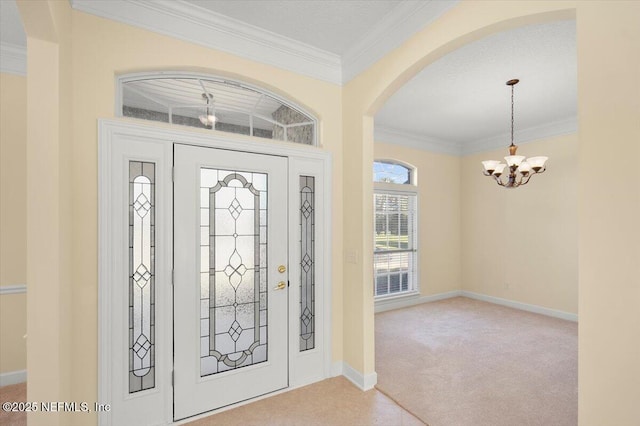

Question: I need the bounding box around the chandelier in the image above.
[199,93,217,129]
[482,79,548,188]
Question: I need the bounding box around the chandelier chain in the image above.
[510,83,514,146]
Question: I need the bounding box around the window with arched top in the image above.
[373,160,413,185]
[373,160,418,299]
[117,73,317,146]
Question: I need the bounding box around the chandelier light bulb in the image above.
[526,156,548,172]
[518,160,531,175]
[504,155,526,167]
[494,163,507,176]
[482,160,501,174]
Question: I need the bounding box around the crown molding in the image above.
[70,0,342,84]
[376,116,577,157]
[0,42,26,76]
[462,116,577,155]
[375,125,462,156]
[70,0,459,86]
[342,0,459,83]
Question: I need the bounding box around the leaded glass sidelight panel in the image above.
[299,176,315,351]
[129,161,156,393]
[200,168,268,376]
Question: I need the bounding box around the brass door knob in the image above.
[274,281,286,290]
[278,265,286,273]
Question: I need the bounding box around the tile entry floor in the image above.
[186,377,424,426]
[0,377,424,426]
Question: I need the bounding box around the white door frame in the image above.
[98,119,332,425]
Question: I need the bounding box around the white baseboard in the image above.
[375,290,462,313]
[341,362,377,391]
[0,284,27,295]
[0,369,26,387]
[331,360,343,377]
[461,291,578,322]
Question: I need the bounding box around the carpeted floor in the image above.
[375,297,578,426]
[0,382,26,426]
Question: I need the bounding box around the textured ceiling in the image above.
[182,0,404,55]
[375,20,577,147]
[0,0,26,46]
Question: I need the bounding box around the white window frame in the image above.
[373,160,419,303]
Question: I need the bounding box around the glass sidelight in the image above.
[299,176,315,351]
[129,161,156,393]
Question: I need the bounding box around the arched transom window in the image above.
[117,73,317,146]
[373,160,413,185]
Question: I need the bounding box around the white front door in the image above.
[173,144,289,420]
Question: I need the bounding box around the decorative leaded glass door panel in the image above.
[173,144,288,420]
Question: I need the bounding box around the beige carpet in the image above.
[375,297,578,426]
[0,382,26,426]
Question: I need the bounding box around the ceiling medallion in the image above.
[482,79,548,188]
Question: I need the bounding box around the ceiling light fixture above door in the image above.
[199,93,217,129]
[481,79,548,188]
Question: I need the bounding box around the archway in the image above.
[340,0,576,391]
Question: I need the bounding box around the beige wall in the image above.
[462,134,578,314]
[374,142,461,296]
[18,1,75,424]
[0,72,27,375]
[0,73,27,286]
[577,3,640,424]
[0,293,26,374]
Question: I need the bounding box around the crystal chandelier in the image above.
[482,79,548,188]
[199,93,217,129]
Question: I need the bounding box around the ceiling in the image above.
[0,1,576,155]
[375,20,577,154]
[183,0,405,56]
[0,0,26,46]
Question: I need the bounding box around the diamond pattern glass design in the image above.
[299,176,315,351]
[128,161,155,393]
[200,168,268,376]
